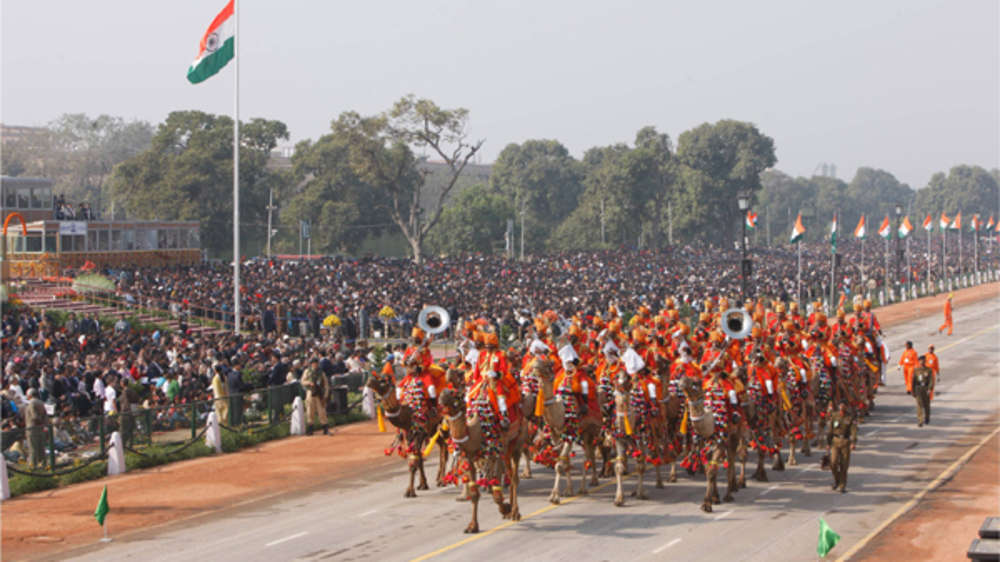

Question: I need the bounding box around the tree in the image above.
[426,183,514,255]
[109,110,288,256]
[490,140,583,253]
[914,165,999,220]
[845,168,914,221]
[332,95,482,263]
[633,126,676,247]
[674,120,776,245]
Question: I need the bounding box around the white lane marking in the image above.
[760,484,780,496]
[653,538,682,553]
[359,509,378,517]
[265,531,308,547]
[891,417,902,422]
[867,429,880,437]
[713,510,733,521]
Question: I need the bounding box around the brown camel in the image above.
[534,359,603,504]
[366,373,447,498]
[677,375,741,513]
[438,386,528,534]
[608,370,663,506]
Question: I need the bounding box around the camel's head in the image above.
[438,387,464,416]
[445,367,465,390]
[677,376,703,402]
[532,358,555,382]
[366,372,394,398]
[612,370,631,393]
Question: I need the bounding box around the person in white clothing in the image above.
[104,382,118,414]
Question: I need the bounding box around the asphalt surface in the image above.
[67,298,1000,562]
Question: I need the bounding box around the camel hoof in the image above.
[521,471,532,479]
[614,497,625,507]
[723,493,734,503]
[656,481,665,489]
[511,510,521,521]
[464,525,479,534]
[773,460,785,472]
[417,483,429,491]
[405,490,417,498]
[637,493,649,500]
[549,495,561,505]
[630,490,637,497]
[579,488,589,496]
[500,502,512,516]
[801,447,812,457]
[668,474,678,483]
[702,503,713,513]
[739,477,747,489]
[788,457,797,467]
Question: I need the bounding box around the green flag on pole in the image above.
[95,485,109,526]
[817,518,841,557]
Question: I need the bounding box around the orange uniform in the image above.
[899,347,919,393]
[925,351,939,400]
[938,299,953,335]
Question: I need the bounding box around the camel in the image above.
[677,375,741,513]
[608,370,662,506]
[366,373,447,498]
[533,359,603,504]
[776,357,815,467]
[438,386,528,534]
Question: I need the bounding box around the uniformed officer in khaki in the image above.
[301,357,330,435]
[912,355,934,427]
[24,389,49,468]
[826,401,857,493]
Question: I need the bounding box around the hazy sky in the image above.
[2,1,997,189]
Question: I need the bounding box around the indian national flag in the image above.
[922,214,933,232]
[987,215,996,232]
[790,212,805,243]
[969,214,980,232]
[898,216,913,239]
[878,215,891,239]
[746,211,758,230]
[950,211,962,231]
[830,213,838,245]
[854,215,866,239]
[187,1,235,84]
[939,212,951,230]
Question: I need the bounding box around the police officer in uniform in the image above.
[302,357,330,435]
[24,389,49,468]
[826,401,857,493]
[912,355,934,427]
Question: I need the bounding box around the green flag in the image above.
[94,485,109,526]
[817,518,841,557]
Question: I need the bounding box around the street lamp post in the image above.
[738,192,751,300]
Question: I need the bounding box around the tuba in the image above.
[720,307,753,340]
[417,306,451,336]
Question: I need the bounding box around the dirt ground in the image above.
[2,282,997,561]
[853,430,999,561]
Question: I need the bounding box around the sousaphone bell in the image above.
[417,306,451,336]
[721,307,753,340]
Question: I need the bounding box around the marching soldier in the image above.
[912,356,934,427]
[826,401,857,493]
[302,357,330,435]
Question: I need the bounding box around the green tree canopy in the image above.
[426,183,513,255]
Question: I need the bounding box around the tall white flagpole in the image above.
[232,0,241,334]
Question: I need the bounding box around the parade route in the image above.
[16,287,992,562]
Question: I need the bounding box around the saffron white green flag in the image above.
[746,211,758,231]
[898,216,913,239]
[187,1,235,84]
[853,215,866,239]
[790,212,805,243]
[878,215,891,239]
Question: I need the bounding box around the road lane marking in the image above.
[713,510,733,521]
[265,531,307,547]
[359,509,378,517]
[760,484,779,496]
[653,538,682,553]
[866,429,880,437]
[835,424,1000,561]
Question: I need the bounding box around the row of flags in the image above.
[757,210,998,244]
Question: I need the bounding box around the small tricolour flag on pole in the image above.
[853,215,866,240]
[746,210,758,231]
[817,518,841,557]
[969,214,980,232]
[790,212,805,243]
[898,216,913,239]
[987,215,996,232]
[950,211,962,231]
[922,214,933,232]
[939,212,951,231]
[187,0,235,84]
[830,213,838,246]
[878,215,891,239]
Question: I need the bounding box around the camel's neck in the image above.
[448,410,480,454]
[686,395,715,438]
[541,378,565,431]
[613,391,632,434]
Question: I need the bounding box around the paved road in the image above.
[67,298,1000,562]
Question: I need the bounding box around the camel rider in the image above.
[912,355,934,427]
[479,331,520,423]
[826,401,857,493]
[596,341,623,421]
[556,345,595,418]
[406,327,434,371]
[861,299,881,334]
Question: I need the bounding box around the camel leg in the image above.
[738,436,748,489]
[773,445,786,471]
[405,453,419,498]
[614,442,626,507]
[549,443,566,505]
[655,462,664,488]
[669,461,678,483]
[588,440,600,487]
[465,466,480,534]
[723,441,737,502]
[436,441,448,487]
[562,442,575,497]
[417,451,430,490]
[520,449,533,479]
[787,435,798,467]
[702,455,716,513]
[633,457,648,500]
[508,453,521,521]
[801,413,813,457]
[753,447,769,482]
